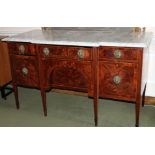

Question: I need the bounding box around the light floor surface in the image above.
[0,88,155,127]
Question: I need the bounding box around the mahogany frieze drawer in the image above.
[39,45,92,60]
[39,45,68,59]
[11,55,39,87]
[67,47,92,60]
[8,43,36,56]
[99,46,139,61]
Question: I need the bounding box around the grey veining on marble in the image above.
[3,29,153,48]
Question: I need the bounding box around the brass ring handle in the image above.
[43,47,50,56]
[77,49,84,59]
[113,75,121,85]
[22,67,28,75]
[18,45,25,54]
[114,50,122,59]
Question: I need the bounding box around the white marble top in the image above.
[2,29,153,48]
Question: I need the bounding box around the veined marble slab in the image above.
[2,29,153,48]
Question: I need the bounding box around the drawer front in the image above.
[11,55,39,87]
[67,47,92,60]
[39,45,68,58]
[8,43,36,56]
[99,46,138,61]
[39,45,92,60]
[99,61,137,101]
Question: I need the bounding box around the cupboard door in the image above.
[99,61,138,101]
[41,60,93,92]
[11,55,39,87]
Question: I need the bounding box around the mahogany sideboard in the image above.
[3,29,152,126]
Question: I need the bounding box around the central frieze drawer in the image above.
[11,55,39,87]
[39,45,92,60]
[39,45,68,58]
[99,46,139,61]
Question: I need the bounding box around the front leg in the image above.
[92,47,99,126]
[13,84,19,109]
[93,96,98,126]
[40,88,47,116]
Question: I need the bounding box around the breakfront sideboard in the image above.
[3,28,152,126]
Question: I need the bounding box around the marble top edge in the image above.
[2,29,153,48]
[2,39,147,48]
